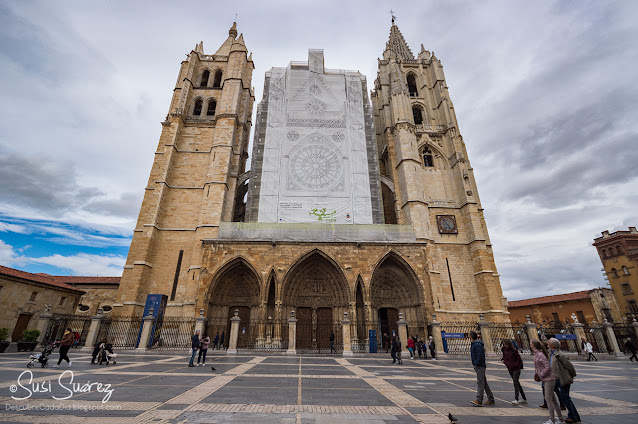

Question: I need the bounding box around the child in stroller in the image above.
[27,342,58,368]
[96,341,116,365]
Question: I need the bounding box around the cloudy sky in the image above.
[1,1,636,301]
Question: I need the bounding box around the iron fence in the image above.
[613,323,638,354]
[440,322,479,354]
[97,317,143,349]
[237,319,289,351]
[537,323,578,353]
[296,320,342,354]
[489,324,532,355]
[582,324,610,354]
[148,317,196,350]
[42,314,92,348]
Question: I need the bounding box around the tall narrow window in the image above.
[446,258,455,301]
[576,311,587,324]
[552,312,560,324]
[213,70,222,88]
[611,268,619,278]
[623,266,630,275]
[422,146,434,167]
[206,99,217,116]
[407,74,418,96]
[193,99,203,116]
[200,70,210,87]
[412,106,423,125]
[30,292,37,301]
[170,250,184,301]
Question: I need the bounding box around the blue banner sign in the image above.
[554,334,577,340]
[369,329,377,353]
[442,332,465,339]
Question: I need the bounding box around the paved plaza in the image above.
[0,350,637,423]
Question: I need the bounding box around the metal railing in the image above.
[489,324,531,355]
[97,317,143,349]
[42,314,92,348]
[582,324,610,354]
[148,317,196,350]
[440,322,479,354]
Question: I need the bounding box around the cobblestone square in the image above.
[1,350,637,423]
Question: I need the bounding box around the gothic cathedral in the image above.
[114,22,509,349]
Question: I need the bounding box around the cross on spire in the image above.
[390,10,396,24]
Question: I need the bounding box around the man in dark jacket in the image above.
[470,331,494,406]
[189,330,200,367]
[625,338,638,362]
[391,336,403,364]
[330,331,335,353]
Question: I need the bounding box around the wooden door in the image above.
[316,307,332,352]
[296,307,312,348]
[12,314,32,342]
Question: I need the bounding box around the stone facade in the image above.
[508,288,623,325]
[0,265,83,341]
[51,276,120,315]
[113,21,510,348]
[593,227,638,318]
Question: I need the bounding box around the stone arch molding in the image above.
[370,251,423,309]
[281,249,350,309]
[205,256,262,308]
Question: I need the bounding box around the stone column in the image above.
[524,315,539,343]
[603,320,623,357]
[227,309,241,355]
[430,314,445,358]
[571,323,586,353]
[136,308,155,352]
[194,308,206,344]
[286,310,297,355]
[342,312,353,356]
[35,310,53,344]
[82,308,105,351]
[478,315,494,354]
[397,312,408,354]
[633,319,638,342]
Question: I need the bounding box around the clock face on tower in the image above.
[436,215,458,234]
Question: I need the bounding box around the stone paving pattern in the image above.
[0,350,637,423]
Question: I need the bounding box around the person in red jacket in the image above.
[501,339,527,404]
[406,335,415,359]
[53,328,75,368]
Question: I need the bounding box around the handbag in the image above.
[534,373,540,382]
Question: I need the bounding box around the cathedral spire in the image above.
[387,22,414,60]
[229,21,238,38]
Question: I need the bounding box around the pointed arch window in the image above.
[206,99,217,116]
[200,70,210,87]
[412,106,424,125]
[611,268,619,278]
[193,99,203,116]
[422,146,434,167]
[213,70,223,88]
[407,74,418,97]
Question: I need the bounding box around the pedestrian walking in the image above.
[470,331,494,407]
[383,333,389,353]
[213,332,220,350]
[549,338,580,423]
[416,336,423,359]
[625,338,638,362]
[532,339,564,424]
[189,330,200,367]
[197,333,210,366]
[407,335,415,359]
[428,335,436,359]
[501,339,527,405]
[583,340,597,361]
[330,330,335,353]
[53,328,75,368]
[219,331,225,349]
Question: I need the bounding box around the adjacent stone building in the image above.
[508,288,623,325]
[115,21,509,349]
[0,265,84,341]
[593,227,638,318]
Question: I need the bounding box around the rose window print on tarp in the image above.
[332,132,344,142]
[287,131,299,141]
[305,99,326,115]
[290,144,342,189]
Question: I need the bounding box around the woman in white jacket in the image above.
[582,339,597,361]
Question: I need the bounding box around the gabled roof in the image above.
[0,265,84,293]
[388,23,414,60]
[508,290,592,308]
[50,275,121,286]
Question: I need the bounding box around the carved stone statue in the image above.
[571,313,579,324]
[43,304,51,315]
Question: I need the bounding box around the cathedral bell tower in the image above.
[371,22,507,319]
[114,23,255,316]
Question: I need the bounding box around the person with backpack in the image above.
[501,339,527,405]
[53,328,75,368]
[549,338,580,423]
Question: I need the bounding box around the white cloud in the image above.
[29,253,125,277]
[0,240,27,267]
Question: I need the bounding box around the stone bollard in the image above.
[571,323,586,353]
[82,308,105,351]
[524,315,539,343]
[227,309,241,355]
[430,314,445,358]
[397,313,408,354]
[603,320,624,358]
[342,311,353,356]
[286,310,297,355]
[137,308,155,352]
[195,308,206,338]
[633,319,638,343]
[479,319,495,354]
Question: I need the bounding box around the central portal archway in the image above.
[282,251,350,352]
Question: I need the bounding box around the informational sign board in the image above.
[137,294,167,348]
[442,332,465,338]
[369,329,377,353]
[554,333,577,340]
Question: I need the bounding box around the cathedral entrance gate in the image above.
[296,307,341,354]
[378,307,399,351]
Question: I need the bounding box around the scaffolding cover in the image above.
[254,50,382,225]
[217,222,417,243]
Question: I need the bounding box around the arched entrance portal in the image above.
[283,251,350,353]
[206,258,260,348]
[370,253,426,348]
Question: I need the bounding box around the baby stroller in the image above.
[27,342,58,368]
[97,342,117,365]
